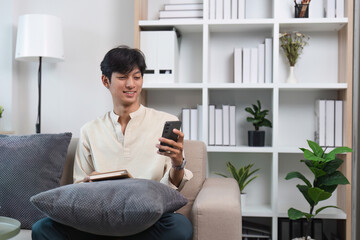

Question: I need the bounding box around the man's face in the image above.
[103,68,143,108]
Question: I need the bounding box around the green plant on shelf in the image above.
[0,106,4,118]
[279,32,310,67]
[285,140,351,239]
[245,100,272,131]
[215,162,259,194]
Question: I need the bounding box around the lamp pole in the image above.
[36,56,42,133]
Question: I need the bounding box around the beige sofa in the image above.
[11,139,242,240]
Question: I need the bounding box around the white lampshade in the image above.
[15,14,64,62]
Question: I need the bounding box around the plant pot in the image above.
[295,3,309,18]
[248,131,265,147]
[240,193,246,211]
[287,66,298,83]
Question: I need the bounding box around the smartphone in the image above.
[159,121,182,152]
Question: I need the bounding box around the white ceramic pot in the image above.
[240,193,246,211]
[287,66,298,83]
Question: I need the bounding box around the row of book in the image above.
[209,105,236,146]
[181,106,203,141]
[234,38,273,84]
[209,0,246,20]
[159,1,203,19]
[315,99,343,147]
[323,0,344,18]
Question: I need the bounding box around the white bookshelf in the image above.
[135,0,354,239]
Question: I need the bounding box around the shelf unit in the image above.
[134,0,354,239]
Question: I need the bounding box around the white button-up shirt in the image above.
[73,105,193,190]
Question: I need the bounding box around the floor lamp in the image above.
[15,14,64,133]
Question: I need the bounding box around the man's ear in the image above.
[101,75,110,88]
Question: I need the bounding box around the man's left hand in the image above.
[156,128,184,166]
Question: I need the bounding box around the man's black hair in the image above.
[100,45,147,82]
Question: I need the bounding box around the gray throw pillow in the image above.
[30,179,188,236]
[0,133,72,229]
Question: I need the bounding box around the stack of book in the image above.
[209,0,246,19]
[315,99,343,147]
[208,105,236,146]
[159,0,203,20]
[181,105,203,141]
[323,0,344,18]
[234,38,273,84]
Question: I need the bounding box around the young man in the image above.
[32,46,193,240]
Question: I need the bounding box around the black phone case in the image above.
[159,121,182,152]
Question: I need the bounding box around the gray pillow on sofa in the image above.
[30,179,188,236]
[0,133,72,229]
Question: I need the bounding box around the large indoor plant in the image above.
[245,100,272,146]
[215,161,259,209]
[285,140,352,239]
[279,32,309,83]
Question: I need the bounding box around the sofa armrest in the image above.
[191,178,242,240]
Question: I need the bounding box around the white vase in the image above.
[240,193,246,211]
[287,66,298,83]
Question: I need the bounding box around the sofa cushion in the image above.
[30,179,188,236]
[0,133,72,229]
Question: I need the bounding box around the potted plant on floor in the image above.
[245,100,272,147]
[215,162,259,210]
[285,140,352,240]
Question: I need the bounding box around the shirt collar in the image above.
[110,104,145,125]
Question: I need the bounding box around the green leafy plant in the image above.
[279,32,310,66]
[286,140,352,238]
[245,100,272,131]
[0,106,4,118]
[215,162,259,193]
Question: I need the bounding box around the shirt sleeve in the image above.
[160,156,193,191]
[73,127,95,183]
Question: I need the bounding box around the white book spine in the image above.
[238,0,245,19]
[231,0,238,19]
[234,48,242,83]
[242,48,251,84]
[209,105,215,145]
[230,105,236,146]
[223,0,231,19]
[182,109,191,140]
[250,48,258,84]
[315,100,326,146]
[215,108,223,145]
[336,0,344,18]
[216,0,224,19]
[324,0,335,18]
[335,100,343,147]
[210,0,216,19]
[190,109,198,140]
[222,105,230,146]
[265,38,273,83]
[197,105,203,141]
[325,100,335,147]
[258,43,265,84]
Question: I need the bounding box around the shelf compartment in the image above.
[207,146,273,153]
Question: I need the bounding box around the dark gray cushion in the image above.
[0,133,72,229]
[30,179,188,236]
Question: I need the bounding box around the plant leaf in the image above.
[285,171,311,187]
[213,172,228,178]
[297,185,314,206]
[242,176,258,190]
[288,208,309,220]
[315,205,339,215]
[325,147,352,161]
[318,171,350,186]
[307,140,324,157]
[309,167,326,178]
[226,162,239,182]
[322,158,343,174]
[302,149,324,161]
[245,107,255,115]
[308,187,332,205]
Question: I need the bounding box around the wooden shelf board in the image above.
[277,83,347,90]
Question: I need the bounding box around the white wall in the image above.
[9,0,134,136]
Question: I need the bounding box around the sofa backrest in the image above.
[59,139,207,219]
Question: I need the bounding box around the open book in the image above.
[89,170,132,182]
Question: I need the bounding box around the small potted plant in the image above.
[286,140,351,240]
[215,161,259,210]
[0,106,4,118]
[245,100,272,147]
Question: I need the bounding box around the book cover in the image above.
[238,0,245,19]
[315,100,326,146]
[164,3,203,11]
[215,0,223,20]
[324,0,335,18]
[89,170,132,182]
[210,0,216,19]
[325,100,335,147]
[222,105,230,146]
[250,48,258,84]
[336,0,344,18]
[234,48,242,83]
[190,108,198,140]
[265,38,273,83]
[159,10,203,19]
[258,43,265,84]
[215,108,223,145]
[335,100,343,147]
[223,0,231,19]
[230,105,236,146]
[197,105,203,141]
[182,108,191,140]
[231,0,238,19]
[242,48,251,84]
[209,105,216,145]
